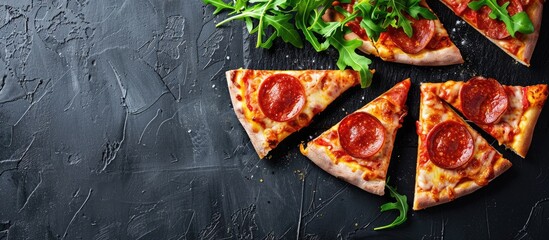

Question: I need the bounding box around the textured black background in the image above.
[0,0,548,239]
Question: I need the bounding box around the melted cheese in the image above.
[232,69,359,156]
[416,91,508,201]
[422,82,525,145]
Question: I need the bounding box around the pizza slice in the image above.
[422,77,548,158]
[414,89,512,210]
[440,0,543,66]
[300,79,410,195]
[323,0,463,66]
[226,69,362,159]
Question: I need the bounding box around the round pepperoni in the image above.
[477,0,523,39]
[338,112,386,159]
[386,17,435,54]
[427,121,474,169]
[258,74,306,122]
[460,76,509,124]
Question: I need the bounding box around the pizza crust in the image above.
[377,45,464,66]
[226,70,271,158]
[301,143,386,196]
[511,84,548,157]
[517,0,543,66]
[413,156,512,210]
[344,32,378,56]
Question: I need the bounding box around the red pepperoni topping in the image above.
[386,17,435,54]
[446,0,471,14]
[258,74,306,122]
[477,0,524,39]
[460,76,509,124]
[427,121,474,169]
[338,112,386,159]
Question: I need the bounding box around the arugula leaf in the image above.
[408,0,436,20]
[468,0,534,37]
[294,0,332,52]
[374,181,409,230]
[350,0,437,41]
[203,0,236,14]
[206,0,452,87]
[212,0,303,48]
[261,13,304,48]
[310,20,373,87]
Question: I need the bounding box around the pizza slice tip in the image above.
[300,79,411,196]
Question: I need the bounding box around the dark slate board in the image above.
[0,0,548,239]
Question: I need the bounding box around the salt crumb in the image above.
[342,108,345,111]
[212,84,216,88]
[188,129,192,133]
[226,56,230,60]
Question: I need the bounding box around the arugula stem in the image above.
[256,0,275,48]
[216,12,260,27]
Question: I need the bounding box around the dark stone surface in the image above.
[0,0,548,239]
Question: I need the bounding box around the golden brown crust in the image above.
[344,32,378,56]
[414,156,511,210]
[511,84,548,157]
[226,70,271,158]
[517,0,543,66]
[300,144,386,195]
[377,44,464,66]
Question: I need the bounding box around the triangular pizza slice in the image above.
[300,79,410,195]
[422,77,548,158]
[323,0,463,66]
[414,88,512,210]
[226,69,362,159]
[439,0,543,66]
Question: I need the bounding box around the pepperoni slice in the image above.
[386,17,435,54]
[258,74,306,122]
[460,76,509,124]
[477,0,523,39]
[338,112,386,159]
[427,121,474,169]
[445,0,471,14]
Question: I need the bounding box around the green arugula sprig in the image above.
[203,0,436,87]
[204,0,374,87]
[468,0,534,37]
[211,0,304,48]
[374,179,409,230]
[349,0,437,41]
